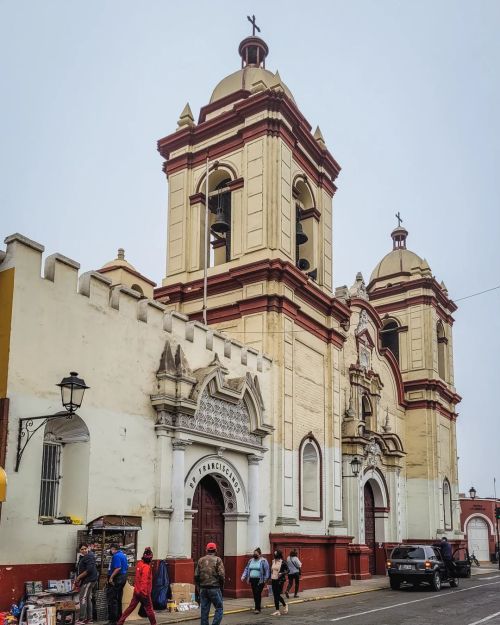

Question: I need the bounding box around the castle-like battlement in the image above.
[0,233,272,373]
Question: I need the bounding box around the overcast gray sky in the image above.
[1,1,499,498]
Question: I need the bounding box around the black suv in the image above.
[387,544,459,591]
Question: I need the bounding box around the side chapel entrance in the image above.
[364,482,376,574]
[191,475,225,563]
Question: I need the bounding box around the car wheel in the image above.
[390,578,400,590]
[450,577,459,588]
[431,571,441,592]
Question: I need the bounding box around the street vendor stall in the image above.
[76,515,142,589]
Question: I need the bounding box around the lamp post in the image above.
[15,372,89,471]
[469,486,476,500]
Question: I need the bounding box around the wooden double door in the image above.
[191,475,225,563]
[364,482,376,574]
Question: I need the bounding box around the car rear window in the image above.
[391,547,425,560]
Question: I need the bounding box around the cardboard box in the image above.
[27,607,47,625]
[47,606,56,625]
[48,580,72,593]
[54,602,76,611]
[170,583,195,605]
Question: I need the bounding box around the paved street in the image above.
[215,573,500,625]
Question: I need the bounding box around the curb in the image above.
[156,585,387,624]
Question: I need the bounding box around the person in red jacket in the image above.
[117,547,156,625]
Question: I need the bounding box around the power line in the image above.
[213,285,500,335]
[454,285,500,302]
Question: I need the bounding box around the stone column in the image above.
[247,454,262,552]
[153,420,173,556]
[168,439,191,557]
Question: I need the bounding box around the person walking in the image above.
[285,549,302,598]
[241,548,270,614]
[106,544,129,625]
[117,547,156,625]
[270,550,288,616]
[195,542,225,625]
[74,544,98,625]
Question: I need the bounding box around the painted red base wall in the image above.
[270,534,353,588]
[165,558,194,584]
[0,563,73,611]
[348,544,371,580]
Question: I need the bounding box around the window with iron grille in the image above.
[39,440,61,518]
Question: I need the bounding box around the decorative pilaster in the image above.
[247,454,262,552]
[168,439,191,557]
[153,422,173,556]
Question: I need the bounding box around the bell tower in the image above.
[155,32,352,546]
[156,34,341,311]
[367,224,462,540]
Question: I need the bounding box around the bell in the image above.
[297,258,310,271]
[296,220,308,246]
[307,268,318,281]
[210,190,230,235]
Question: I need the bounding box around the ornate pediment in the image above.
[151,341,273,447]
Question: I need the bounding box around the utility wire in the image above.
[454,285,500,302]
[211,285,500,334]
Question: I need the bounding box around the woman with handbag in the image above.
[285,549,302,598]
[270,549,288,616]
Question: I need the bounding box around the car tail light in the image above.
[424,561,432,569]
[386,561,392,568]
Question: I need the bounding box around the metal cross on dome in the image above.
[395,211,403,227]
[247,14,261,36]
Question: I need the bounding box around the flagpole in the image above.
[203,156,209,325]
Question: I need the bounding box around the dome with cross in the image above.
[369,225,432,286]
[209,19,295,105]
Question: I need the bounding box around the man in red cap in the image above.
[195,542,225,625]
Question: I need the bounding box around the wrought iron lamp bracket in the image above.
[15,411,74,472]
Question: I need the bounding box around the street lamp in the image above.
[469,486,477,500]
[57,372,89,413]
[15,372,89,471]
[350,456,362,477]
[343,456,362,479]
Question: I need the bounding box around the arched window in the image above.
[130,284,144,296]
[443,478,453,530]
[380,319,399,364]
[39,416,90,522]
[300,436,322,519]
[437,321,447,380]
[208,173,232,266]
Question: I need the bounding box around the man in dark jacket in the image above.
[441,537,456,576]
[74,544,98,624]
[195,542,225,625]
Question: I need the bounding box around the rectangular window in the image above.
[39,441,61,518]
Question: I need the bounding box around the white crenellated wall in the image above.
[0,233,273,565]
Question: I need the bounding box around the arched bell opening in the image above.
[293,177,317,281]
[208,172,232,267]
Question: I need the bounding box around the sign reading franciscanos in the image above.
[187,459,241,494]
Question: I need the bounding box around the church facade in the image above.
[0,34,461,607]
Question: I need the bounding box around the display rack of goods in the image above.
[76,515,142,589]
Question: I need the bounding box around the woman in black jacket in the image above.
[270,549,289,616]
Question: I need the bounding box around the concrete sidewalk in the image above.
[116,577,388,625]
